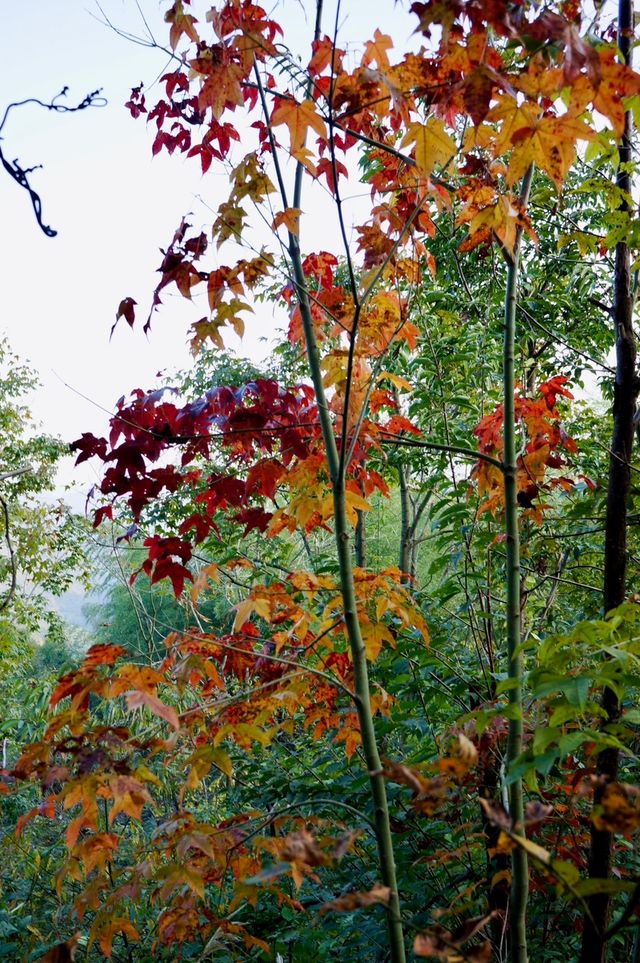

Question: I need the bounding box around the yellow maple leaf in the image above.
[401,118,456,177]
[486,96,541,157]
[291,146,318,176]
[213,201,247,247]
[345,489,372,527]
[378,371,413,393]
[233,595,272,631]
[486,94,594,188]
[507,113,594,188]
[361,621,396,662]
[232,153,276,203]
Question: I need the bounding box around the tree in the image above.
[0,337,90,640]
[6,3,640,962]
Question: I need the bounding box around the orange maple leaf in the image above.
[272,207,302,236]
[108,775,151,823]
[362,29,394,70]
[126,689,180,730]
[196,63,244,121]
[271,98,328,152]
[570,48,640,136]
[458,191,538,258]
[94,918,139,959]
[165,2,199,51]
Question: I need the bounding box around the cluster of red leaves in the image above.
[70,366,417,595]
[71,377,318,584]
[471,376,592,521]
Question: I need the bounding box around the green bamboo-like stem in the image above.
[289,243,406,963]
[503,164,534,963]
[251,6,406,958]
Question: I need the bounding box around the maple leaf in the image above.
[291,145,318,176]
[302,251,339,288]
[458,192,537,259]
[213,200,247,246]
[272,207,302,235]
[165,1,199,50]
[182,745,233,797]
[334,721,362,759]
[316,156,349,193]
[108,775,151,823]
[73,832,119,874]
[111,296,137,337]
[360,621,395,661]
[41,935,80,962]
[232,152,276,203]
[569,47,640,136]
[320,883,391,914]
[93,917,140,959]
[508,113,594,188]
[592,782,640,834]
[126,689,180,730]
[195,62,245,121]
[484,94,594,188]
[233,594,272,632]
[362,29,394,70]
[309,35,345,76]
[271,98,328,152]
[401,118,456,177]
[410,0,462,41]
[415,919,494,961]
[246,459,285,499]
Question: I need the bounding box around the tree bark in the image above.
[399,464,411,581]
[580,3,637,961]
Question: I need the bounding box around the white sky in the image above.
[0,1,418,497]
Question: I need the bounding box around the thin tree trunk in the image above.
[252,7,406,957]
[355,509,366,567]
[291,247,406,961]
[399,464,411,581]
[503,164,534,963]
[580,3,637,960]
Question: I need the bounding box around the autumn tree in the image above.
[6,3,640,962]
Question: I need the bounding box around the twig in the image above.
[0,88,106,236]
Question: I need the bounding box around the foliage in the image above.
[0,338,90,639]
[4,3,640,963]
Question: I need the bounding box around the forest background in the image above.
[1,2,640,963]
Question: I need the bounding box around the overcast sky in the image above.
[0,1,420,497]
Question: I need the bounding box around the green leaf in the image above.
[560,676,590,709]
